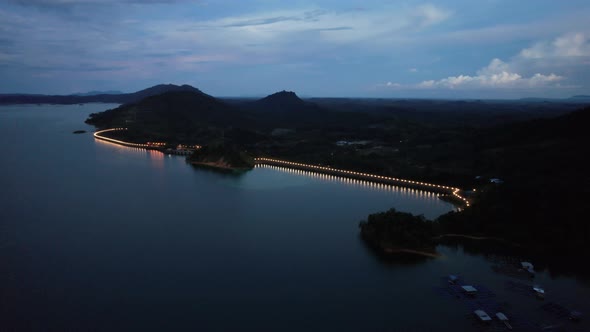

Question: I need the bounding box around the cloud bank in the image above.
[416,59,564,89]
[1,0,589,97]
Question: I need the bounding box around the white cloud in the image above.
[520,32,590,59]
[412,4,452,28]
[414,59,563,89]
[158,3,452,50]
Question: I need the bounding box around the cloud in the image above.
[520,32,590,58]
[407,58,564,89]
[219,10,327,28]
[412,4,452,28]
[413,60,563,89]
[177,4,452,47]
[5,0,201,6]
[3,0,587,97]
[0,2,454,78]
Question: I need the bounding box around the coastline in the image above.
[188,160,252,173]
[381,247,441,258]
[435,233,523,248]
[91,128,471,208]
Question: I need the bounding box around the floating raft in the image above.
[540,302,583,323]
[434,279,496,300]
[505,280,545,299]
[435,277,539,331]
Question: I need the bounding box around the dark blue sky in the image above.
[1,0,589,98]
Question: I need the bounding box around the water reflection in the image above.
[95,137,152,156]
[358,235,435,266]
[147,150,164,170]
[95,138,166,170]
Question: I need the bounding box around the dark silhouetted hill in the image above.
[85,89,261,144]
[86,89,242,127]
[246,91,320,112]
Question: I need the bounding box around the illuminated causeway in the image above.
[93,128,153,149]
[93,128,470,207]
[256,164,442,202]
[254,158,470,207]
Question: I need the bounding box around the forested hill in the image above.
[85,89,255,143]
[468,105,590,182]
[437,106,590,257]
[244,90,320,112]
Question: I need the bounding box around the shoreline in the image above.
[435,233,523,247]
[92,128,470,208]
[188,160,252,172]
[381,247,441,258]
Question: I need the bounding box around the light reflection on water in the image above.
[95,138,166,169]
[93,138,450,214]
[95,138,444,206]
[95,137,152,155]
[255,163,443,205]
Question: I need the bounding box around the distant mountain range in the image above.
[4,84,589,105]
[70,90,123,96]
[0,84,325,115]
[518,95,590,102]
[84,86,323,142]
[569,95,590,100]
[0,84,202,105]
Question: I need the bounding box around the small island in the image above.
[359,208,439,257]
[188,144,255,172]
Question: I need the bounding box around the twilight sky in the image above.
[1,0,589,98]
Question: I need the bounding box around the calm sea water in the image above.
[0,104,588,331]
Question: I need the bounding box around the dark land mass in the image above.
[436,107,590,257]
[81,84,589,258]
[569,95,590,100]
[359,209,437,257]
[359,107,590,259]
[71,90,123,96]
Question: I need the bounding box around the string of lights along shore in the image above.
[93,128,470,207]
[93,128,152,148]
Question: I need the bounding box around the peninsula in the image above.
[188,144,255,172]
